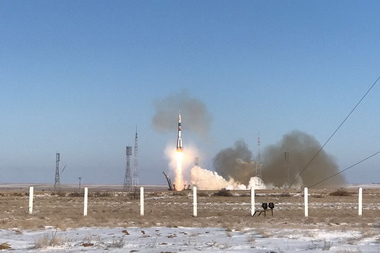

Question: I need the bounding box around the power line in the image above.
[275,149,380,204]
[286,75,380,191]
[308,150,380,189]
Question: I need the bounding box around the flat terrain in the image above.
[0,184,379,233]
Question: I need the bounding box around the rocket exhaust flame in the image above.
[174,151,184,190]
[174,112,184,191]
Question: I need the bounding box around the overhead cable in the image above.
[286,74,380,192]
[308,149,380,189]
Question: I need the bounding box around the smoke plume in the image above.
[152,91,212,138]
[261,130,346,188]
[212,131,345,189]
[212,140,257,186]
[191,166,228,190]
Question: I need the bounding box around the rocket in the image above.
[176,112,183,151]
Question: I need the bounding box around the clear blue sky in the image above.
[1,1,380,185]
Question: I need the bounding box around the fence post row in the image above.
[25,186,366,218]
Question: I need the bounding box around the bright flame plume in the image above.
[165,144,199,191]
[174,151,184,191]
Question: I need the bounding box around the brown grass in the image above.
[34,230,66,249]
[329,188,352,196]
[212,188,233,197]
[0,243,11,250]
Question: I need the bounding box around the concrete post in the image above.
[193,186,197,217]
[304,187,308,217]
[251,187,255,216]
[358,187,363,216]
[84,187,88,216]
[140,187,144,216]
[28,187,34,214]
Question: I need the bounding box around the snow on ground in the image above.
[0,226,379,252]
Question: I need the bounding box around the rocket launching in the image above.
[176,112,183,151]
[175,112,184,190]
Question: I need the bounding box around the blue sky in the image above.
[1,1,380,185]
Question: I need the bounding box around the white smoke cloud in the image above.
[190,166,267,190]
[191,166,228,190]
[247,177,266,190]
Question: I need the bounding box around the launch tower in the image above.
[124,128,139,191]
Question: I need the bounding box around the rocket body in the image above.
[176,113,183,151]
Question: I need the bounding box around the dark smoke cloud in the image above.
[262,130,346,188]
[152,91,212,138]
[213,140,256,185]
[212,131,345,188]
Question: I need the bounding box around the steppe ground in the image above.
[0,184,379,235]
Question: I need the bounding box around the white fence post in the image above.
[84,187,88,216]
[304,187,308,217]
[193,186,197,217]
[140,187,144,216]
[358,187,363,216]
[28,186,34,214]
[251,187,255,216]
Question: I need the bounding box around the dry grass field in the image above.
[0,185,379,235]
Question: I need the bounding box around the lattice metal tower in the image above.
[132,128,139,189]
[54,153,61,191]
[256,135,262,178]
[284,151,290,186]
[124,146,133,191]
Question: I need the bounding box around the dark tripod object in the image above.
[268,202,275,216]
[261,203,268,217]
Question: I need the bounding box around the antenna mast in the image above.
[285,151,290,187]
[124,146,133,191]
[54,153,61,191]
[256,134,262,178]
[133,127,139,189]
